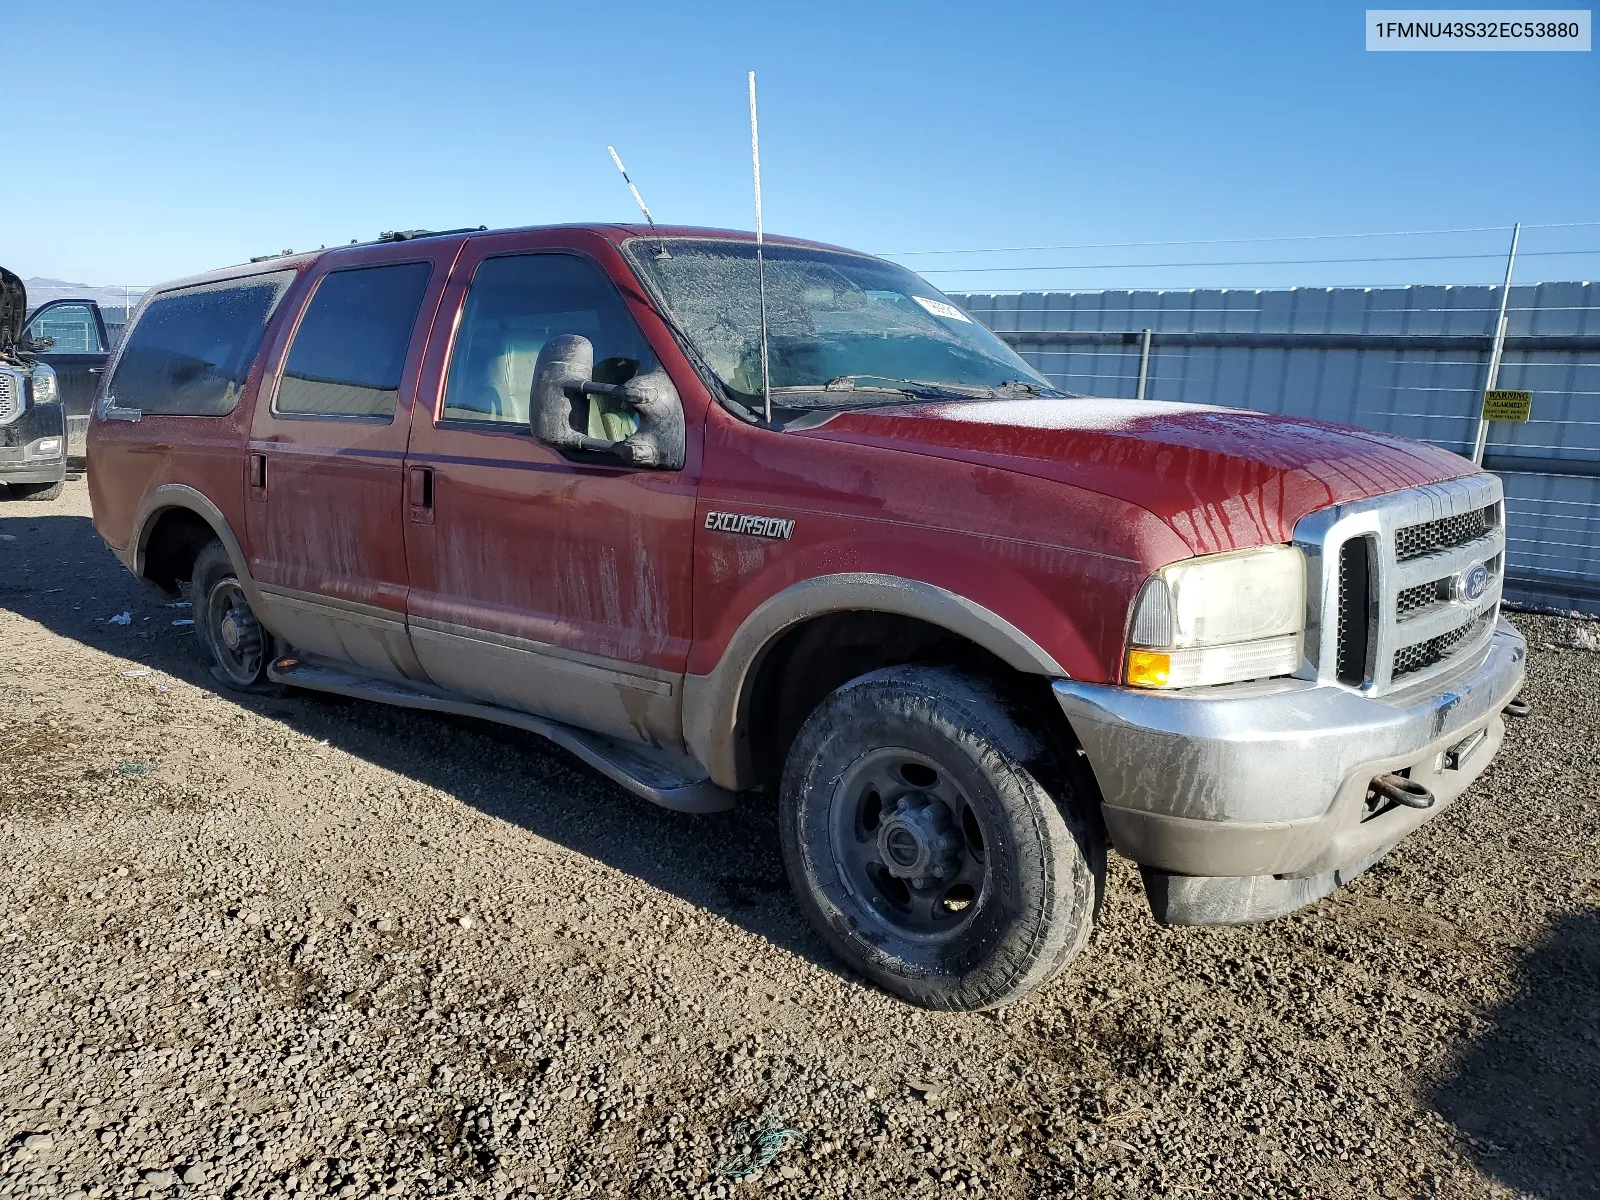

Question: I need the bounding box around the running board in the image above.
[266,656,736,815]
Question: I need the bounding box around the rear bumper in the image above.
[1053,619,1526,918]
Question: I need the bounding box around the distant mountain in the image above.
[22,277,147,311]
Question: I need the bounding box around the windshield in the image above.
[626,239,1057,406]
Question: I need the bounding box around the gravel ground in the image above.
[0,479,1596,1200]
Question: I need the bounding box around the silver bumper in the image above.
[1053,619,1526,884]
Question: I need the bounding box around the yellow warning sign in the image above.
[1482,390,1533,423]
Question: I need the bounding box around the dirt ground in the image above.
[0,478,1596,1200]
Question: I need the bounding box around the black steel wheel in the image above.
[827,747,991,943]
[193,540,268,689]
[780,666,1102,1011]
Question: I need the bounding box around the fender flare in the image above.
[126,484,262,611]
[680,572,1068,791]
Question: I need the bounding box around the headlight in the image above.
[1126,544,1306,688]
[29,363,58,406]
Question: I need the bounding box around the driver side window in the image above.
[442,252,658,436]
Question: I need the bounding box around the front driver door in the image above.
[403,234,701,748]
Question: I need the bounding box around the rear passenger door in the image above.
[244,244,457,681]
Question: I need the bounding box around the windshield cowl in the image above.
[769,374,1069,410]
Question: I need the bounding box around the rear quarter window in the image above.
[107,271,295,416]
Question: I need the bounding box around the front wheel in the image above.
[779,666,1103,1011]
[193,540,269,689]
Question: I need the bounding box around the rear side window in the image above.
[107,272,294,415]
[275,262,432,419]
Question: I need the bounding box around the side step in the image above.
[266,656,737,815]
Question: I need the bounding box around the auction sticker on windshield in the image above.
[912,296,973,322]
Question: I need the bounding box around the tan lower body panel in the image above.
[253,588,685,752]
[254,586,428,683]
[402,620,683,752]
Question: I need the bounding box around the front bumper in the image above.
[0,401,67,484]
[1054,620,1526,917]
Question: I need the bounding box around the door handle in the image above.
[408,466,434,526]
[248,452,267,501]
[89,367,105,375]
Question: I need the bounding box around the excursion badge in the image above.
[704,511,795,540]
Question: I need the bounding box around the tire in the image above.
[10,480,64,501]
[779,666,1103,1011]
[193,540,270,689]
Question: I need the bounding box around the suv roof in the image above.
[141,224,872,308]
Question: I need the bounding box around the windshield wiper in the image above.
[820,374,996,399]
[997,378,1043,394]
[768,375,1009,410]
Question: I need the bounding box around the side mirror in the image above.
[531,334,597,451]
[530,334,685,470]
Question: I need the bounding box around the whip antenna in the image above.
[607,145,668,257]
[748,70,772,423]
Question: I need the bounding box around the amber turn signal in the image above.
[1125,649,1172,688]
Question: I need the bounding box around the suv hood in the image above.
[0,268,23,357]
[798,396,1477,555]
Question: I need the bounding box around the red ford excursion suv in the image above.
[88,224,1527,1010]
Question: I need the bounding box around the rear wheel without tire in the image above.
[779,666,1103,1011]
[193,540,269,689]
[10,480,64,501]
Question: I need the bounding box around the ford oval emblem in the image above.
[1459,562,1491,603]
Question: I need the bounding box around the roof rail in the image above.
[376,226,488,243]
[243,225,487,265]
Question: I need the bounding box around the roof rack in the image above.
[376,226,488,243]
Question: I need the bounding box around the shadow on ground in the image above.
[0,510,841,979]
[1427,908,1600,1200]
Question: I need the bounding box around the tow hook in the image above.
[1503,695,1532,718]
[1369,773,1436,810]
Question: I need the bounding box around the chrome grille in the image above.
[1299,476,1504,695]
[0,370,20,426]
[1396,580,1436,618]
[1393,610,1496,679]
[1335,536,1374,685]
[1394,505,1497,561]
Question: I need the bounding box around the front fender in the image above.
[682,572,1071,790]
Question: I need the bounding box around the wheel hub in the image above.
[875,795,962,890]
[217,604,262,660]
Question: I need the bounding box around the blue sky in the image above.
[5,0,1596,292]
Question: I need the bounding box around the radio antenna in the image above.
[748,70,772,424]
[607,145,668,258]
